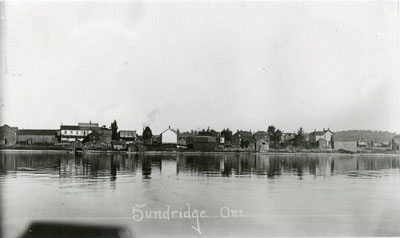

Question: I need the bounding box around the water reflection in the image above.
[1,152,400,182]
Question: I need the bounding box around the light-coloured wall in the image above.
[333,141,357,152]
[316,132,333,143]
[0,126,17,145]
[161,129,177,144]
[256,140,269,152]
[61,130,91,136]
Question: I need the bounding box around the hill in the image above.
[333,130,398,142]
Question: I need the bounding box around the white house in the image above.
[60,122,99,142]
[310,128,333,146]
[160,126,177,144]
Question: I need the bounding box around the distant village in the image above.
[0,121,400,153]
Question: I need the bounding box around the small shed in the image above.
[392,135,400,152]
[256,138,269,152]
[73,140,84,151]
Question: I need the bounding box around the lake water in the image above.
[1,151,400,237]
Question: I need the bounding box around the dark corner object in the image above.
[18,222,134,238]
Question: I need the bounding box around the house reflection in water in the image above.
[1,153,400,182]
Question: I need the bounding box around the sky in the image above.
[0,0,399,134]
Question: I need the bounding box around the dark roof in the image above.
[1,124,18,132]
[234,131,253,137]
[60,125,80,130]
[254,131,269,140]
[78,122,99,128]
[178,132,195,138]
[18,129,58,136]
[193,136,217,143]
[89,128,112,135]
[311,130,333,136]
[254,131,267,135]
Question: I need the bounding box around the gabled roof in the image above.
[18,129,58,136]
[78,122,99,128]
[311,129,333,136]
[161,128,177,135]
[254,131,269,140]
[119,130,136,133]
[234,130,253,137]
[1,124,18,132]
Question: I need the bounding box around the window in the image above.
[70,131,73,134]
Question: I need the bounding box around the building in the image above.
[160,126,177,144]
[193,136,217,151]
[333,141,357,152]
[17,129,59,144]
[357,140,369,148]
[392,135,400,152]
[253,131,269,141]
[317,138,328,149]
[310,129,334,146]
[178,132,195,147]
[60,122,99,142]
[255,138,269,152]
[85,127,112,143]
[73,140,84,151]
[0,125,18,146]
[112,141,127,151]
[118,130,137,143]
[332,134,357,152]
[232,130,253,145]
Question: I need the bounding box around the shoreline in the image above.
[1,148,399,156]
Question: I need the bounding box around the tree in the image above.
[143,127,153,140]
[221,129,233,142]
[274,129,282,146]
[267,125,282,148]
[111,120,118,140]
[294,127,305,147]
[267,125,276,138]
